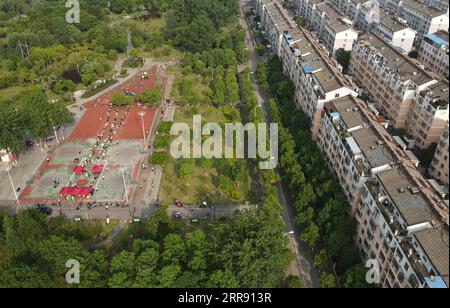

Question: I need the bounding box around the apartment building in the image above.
[253,0,449,288]
[349,33,438,129]
[429,125,449,186]
[418,30,449,80]
[318,96,449,288]
[255,0,357,138]
[256,0,294,54]
[369,9,417,53]
[407,81,449,149]
[378,0,449,37]
[280,28,357,138]
[419,0,449,13]
[307,2,359,56]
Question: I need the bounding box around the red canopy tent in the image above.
[92,165,104,174]
[73,166,86,174]
[59,187,93,197]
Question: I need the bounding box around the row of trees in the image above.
[238,69,301,287]
[258,54,370,287]
[0,201,293,288]
[0,87,73,154]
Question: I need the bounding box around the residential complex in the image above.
[318,96,449,288]
[349,33,438,129]
[256,0,358,139]
[253,0,449,288]
[322,0,417,53]
[378,0,449,37]
[406,80,449,149]
[429,125,449,186]
[418,30,449,80]
[294,1,359,56]
[420,0,449,13]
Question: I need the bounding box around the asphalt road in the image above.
[239,0,318,288]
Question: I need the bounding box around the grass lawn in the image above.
[158,105,254,206]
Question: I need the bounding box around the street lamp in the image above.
[138,110,146,146]
[120,168,129,204]
[4,165,19,203]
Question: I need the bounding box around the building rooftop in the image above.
[352,128,395,168]
[265,1,293,33]
[415,227,450,286]
[331,96,366,129]
[423,80,449,108]
[287,29,343,93]
[317,2,356,33]
[377,167,433,226]
[425,30,449,47]
[403,0,447,18]
[357,34,434,85]
[379,10,412,33]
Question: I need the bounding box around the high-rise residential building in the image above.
[349,33,439,129]
[357,6,417,53]
[252,0,449,288]
[378,0,449,37]
[301,1,359,56]
[419,0,449,13]
[418,30,449,80]
[255,0,357,139]
[407,81,449,149]
[318,96,449,288]
[429,125,449,185]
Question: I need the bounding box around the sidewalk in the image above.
[239,3,318,288]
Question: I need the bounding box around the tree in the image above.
[208,270,239,288]
[294,16,306,27]
[335,49,351,73]
[161,234,187,266]
[419,143,438,169]
[319,272,337,288]
[200,158,214,176]
[177,160,194,185]
[314,249,329,270]
[256,43,266,56]
[342,263,373,288]
[139,86,162,107]
[300,222,320,249]
[111,92,133,106]
[53,80,76,94]
[149,152,168,166]
[283,275,303,288]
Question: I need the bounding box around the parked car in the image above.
[73,216,82,222]
[37,204,53,216]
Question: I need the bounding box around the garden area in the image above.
[155,105,254,205]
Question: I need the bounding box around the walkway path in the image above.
[90,219,128,249]
[239,0,318,288]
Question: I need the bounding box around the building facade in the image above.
[293,0,359,56]
[429,125,449,185]
[318,96,449,288]
[253,0,449,288]
[407,81,449,149]
[349,33,438,129]
[378,0,449,37]
[418,31,449,80]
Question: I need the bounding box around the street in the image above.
[239,0,318,288]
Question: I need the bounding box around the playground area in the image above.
[19,67,163,205]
